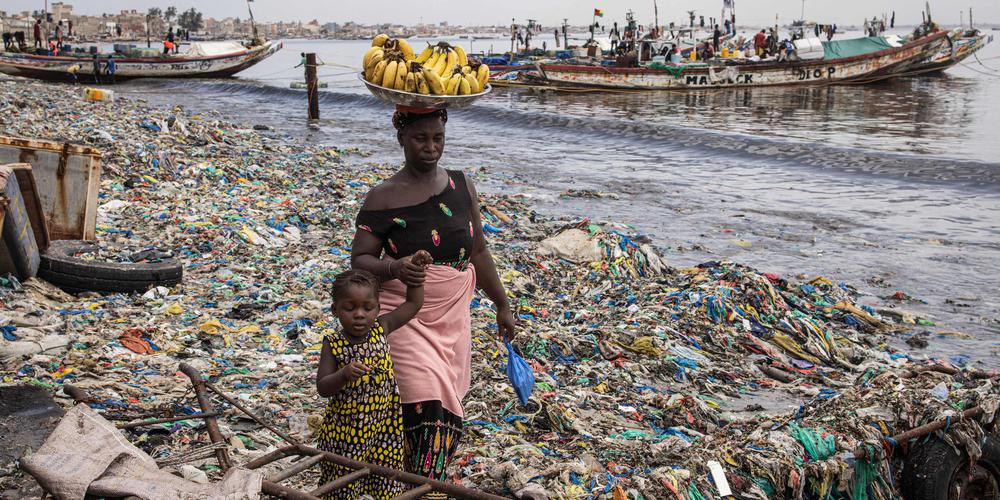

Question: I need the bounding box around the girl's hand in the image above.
[390,256,427,287]
[411,250,433,268]
[340,361,370,382]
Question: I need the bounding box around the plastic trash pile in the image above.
[1,79,996,499]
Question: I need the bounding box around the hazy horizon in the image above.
[4,0,997,28]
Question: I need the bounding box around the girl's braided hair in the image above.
[330,269,380,303]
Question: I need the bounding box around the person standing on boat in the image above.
[610,22,621,53]
[91,55,101,84]
[68,20,73,37]
[33,19,42,49]
[167,28,177,54]
[754,30,766,57]
[106,55,117,84]
[713,25,721,53]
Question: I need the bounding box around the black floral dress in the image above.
[317,322,403,499]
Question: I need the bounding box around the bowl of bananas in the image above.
[360,35,491,109]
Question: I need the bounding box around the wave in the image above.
[134,78,1000,189]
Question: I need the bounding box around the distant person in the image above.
[106,55,117,84]
[713,25,721,52]
[48,40,58,56]
[163,39,174,55]
[92,54,101,83]
[54,24,61,41]
[68,20,73,37]
[724,19,731,36]
[670,45,682,63]
[115,24,122,38]
[167,27,178,54]
[754,29,766,56]
[554,29,559,48]
[294,52,306,68]
[610,22,621,53]
[2,33,11,52]
[33,19,42,49]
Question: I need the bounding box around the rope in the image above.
[973,52,999,72]
[958,61,1000,78]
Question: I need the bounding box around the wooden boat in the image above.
[910,29,993,74]
[536,31,949,90]
[0,40,282,82]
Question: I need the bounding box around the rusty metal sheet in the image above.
[0,136,102,241]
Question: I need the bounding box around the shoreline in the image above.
[1,77,997,498]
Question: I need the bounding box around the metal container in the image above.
[0,136,102,241]
[359,73,491,109]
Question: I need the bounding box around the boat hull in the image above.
[537,31,948,90]
[0,41,282,82]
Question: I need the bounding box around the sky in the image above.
[5,1,997,27]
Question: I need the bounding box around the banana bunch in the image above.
[362,35,490,97]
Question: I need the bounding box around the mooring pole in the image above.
[305,53,319,121]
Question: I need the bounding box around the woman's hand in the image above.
[497,304,517,342]
[390,256,427,287]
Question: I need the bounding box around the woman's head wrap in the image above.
[392,105,448,131]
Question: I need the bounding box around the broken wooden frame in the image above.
[63,363,507,500]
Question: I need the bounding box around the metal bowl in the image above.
[359,72,491,109]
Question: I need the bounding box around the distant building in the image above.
[51,2,72,22]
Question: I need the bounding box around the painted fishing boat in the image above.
[910,28,993,74]
[536,30,949,90]
[0,40,282,82]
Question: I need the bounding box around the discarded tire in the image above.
[902,434,1000,500]
[38,240,182,294]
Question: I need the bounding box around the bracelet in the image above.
[385,259,393,279]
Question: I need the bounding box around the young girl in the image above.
[315,251,430,499]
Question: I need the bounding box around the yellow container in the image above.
[721,48,730,58]
[82,88,114,102]
[690,49,697,61]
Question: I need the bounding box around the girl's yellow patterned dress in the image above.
[317,322,403,499]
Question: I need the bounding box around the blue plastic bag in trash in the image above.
[506,341,535,405]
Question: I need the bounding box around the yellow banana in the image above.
[453,44,468,67]
[372,34,390,47]
[432,52,449,76]
[394,61,408,90]
[446,74,463,95]
[461,65,472,75]
[396,39,415,61]
[370,59,388,85]
[364,52,384,80]
[415,44,434,63]
[363,47,383,69]
[441,63,457,80]
[464,73,481,94]
[416,73,431,94]
[477,64,490,88]
[425,49,441,69]
[445,49,458,70]
[458,76,471,95]
[382,60,399,89]
[421,67,445,95]
[404,72,417,92]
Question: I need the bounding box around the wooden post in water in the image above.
[305,53,319,121]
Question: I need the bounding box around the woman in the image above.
[351,106,517,489]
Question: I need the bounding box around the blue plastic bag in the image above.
[506,341,535,406]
